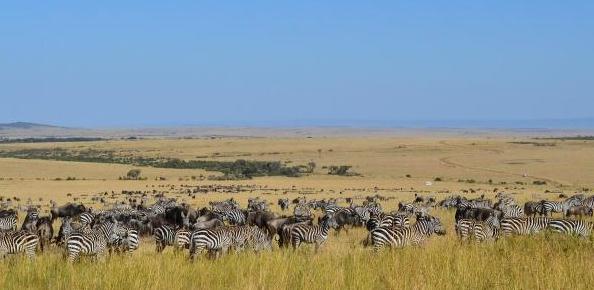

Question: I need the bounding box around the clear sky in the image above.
[1,1,593,128]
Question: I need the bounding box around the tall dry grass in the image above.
[1,210,593,290]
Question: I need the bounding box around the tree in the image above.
[126,169,142,180]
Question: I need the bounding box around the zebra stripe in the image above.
[66,221,121,262]
[189,228,233,260]
[0,230,39,259]
[0,215,17,232]
[500,217,550,236]
[290,216,336,251]
[369,216,445,251]
[548,219,593,238]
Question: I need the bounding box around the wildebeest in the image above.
[278,199,290,211]
[247,211,277,229]
[565,206,593,219]
[455,207,503,223]
[51,203,87,220]
[36,216,54,251]
[524,201,539,217]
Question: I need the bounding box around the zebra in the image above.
[456,217,499,242]
[548,219,593,238]
[154,225,185,253]
[21,208,39,232]
[77,212,95,226]
[246,226,272,252]
[368,214,411,231]
[500,204,524,218]
[368,216,446,251]
[290,215,338,251]
[112,226,139,254]
[56,217,74,246]
[279,221,311,248]
[0,213,17,232]
[173,229,192,251]
[222,209,247,226]
[581,195,594,210]
[66,220,122,262]
[500,217,550,236]
[0,230,40,259]
[535,201,566,216]
[188,227,233,260]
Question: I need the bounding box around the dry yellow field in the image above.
[0,133,593,289]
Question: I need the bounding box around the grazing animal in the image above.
[523,201,540,217]
[66,220,122,263]
[0,230,40,259]
[36,217,54,251]
[51,203,87,221]
[188,227,233,260]
[548,219,593,238]
[500,217,550,236]
[535,201,566,217]
[290,215,338,251]
[368,216,446,251]
[565,206,593,219]
[0,211,17,232]
[456,217,499,242]
[21,208,39,232]
[278,199,290,211]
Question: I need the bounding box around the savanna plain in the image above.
[1,132,593,290]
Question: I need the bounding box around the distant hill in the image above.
[0,122,64,130]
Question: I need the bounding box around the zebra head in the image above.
[320,215,339,230]
[425,216,446,236]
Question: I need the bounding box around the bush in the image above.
[126,169,142,180]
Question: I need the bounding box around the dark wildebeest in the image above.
[318,211,357,235]
[51,203,87,221]
[247,211,277,229]
[267,216,313,246]
[21,208,39,232]
[278,199,290,211]
[524,201,539,217]
[565,206,593,219]
[36,216,53,251]
[455,207,503,223]
[192,218,224,230]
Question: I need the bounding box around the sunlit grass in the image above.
[1,219,593,290]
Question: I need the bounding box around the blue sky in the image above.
[1,1,593,128]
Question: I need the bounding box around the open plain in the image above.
[1,130,594,290]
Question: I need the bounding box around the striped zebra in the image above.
[500,204,524,218]
[188,227,233,260]
[290,215,338,251]
[368,214,411,231]
[246,226,272,252]
[500,217,550,236]
[0,213,17,232]
[66,221,122,262]
[456,217,499,242]
[548,219,593,238]
[368,216,446,251]
[173,229,192,251]
[223,209,247,225]
[0,230,39,259]
[21,208,39,232]
[113,226,139,254]
[77,212,95,226]
[535,201,566,216]
[154,225,188,253]
[279,221,311,248]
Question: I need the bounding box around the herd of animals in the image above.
[0,191,593,262]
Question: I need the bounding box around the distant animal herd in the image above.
[0,191,593,262]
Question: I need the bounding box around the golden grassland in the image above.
[1,134,594,289]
